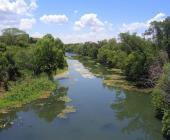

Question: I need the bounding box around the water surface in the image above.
[0,57,165,140]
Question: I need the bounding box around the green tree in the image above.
[0,45,20,90]
[33,34,66,76]
[1,28,29,46]
[152,63,170,138]
[145,17,170,58]
[0,52,8,90]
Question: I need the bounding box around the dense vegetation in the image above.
[0,28,67,110]
[65,17,170,138]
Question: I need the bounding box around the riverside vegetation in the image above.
[0,18,170,138]
[65,17,170,138]
[0,28,67,112]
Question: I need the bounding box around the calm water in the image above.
[0,57,165,140]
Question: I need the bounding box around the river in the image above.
[0,57,165,140]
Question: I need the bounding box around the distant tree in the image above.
[15,34,29,47]
[29,37,39,44]
[145,17,170,58]
[1,28,29,46]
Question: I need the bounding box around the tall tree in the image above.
[1,28,29,46]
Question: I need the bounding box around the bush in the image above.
[162,110,170,138]
[33,34,66,75]
[152,63,170,138]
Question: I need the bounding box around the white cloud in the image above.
[0,0,37,16]
[58,32,115,44]
[40,14,68,24]
[120,22,147,33]
[19,18,36,30]
[74,13,105,32]
[120,13,166,33]
[60,13,166,43]
[31,32,43,38]
[0,0,38,31]
[30,0,38,11]
[147,13,166,24]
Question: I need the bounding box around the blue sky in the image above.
[0,0,170,43]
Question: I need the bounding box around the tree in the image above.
[0,45,20,90]
[15,33,29,47]
[123,52,146,81]
[0,51,8,90]
[1,28,29,46]
[33,34,66,76]
[119,33,158,87]
[152,63,170,138]
[0,43,6,52]
[145,17,170,58]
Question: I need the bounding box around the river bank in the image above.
[0,57,165,140]
[0,68,68,114]
[75,56,153,94]
[0,75,56,114]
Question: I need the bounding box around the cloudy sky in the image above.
[0,0,170,43]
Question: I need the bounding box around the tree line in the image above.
[0,28,66,91]
[65,17,170,138]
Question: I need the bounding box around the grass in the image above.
[0,74,56,112]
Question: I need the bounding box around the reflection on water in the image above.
[111,90,163,140]
[0,86,76,128]
[0,56,165,140]
[0,110,17,130]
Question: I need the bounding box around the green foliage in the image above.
[123,52,146,81]
[146,17,170,59]
[97,46,110,64]
[15,33,29,47]
[33,34,66,75]
[14,48,34,70]
[0,28,67,117]
[0,75,56,109]
[65,17,170,138]
[152,63,170,138]
[162,110,170,138]
[66,33,157,86]
[0,45,20,90]
[152,88,165,115]
[1,28,29,47]
[0,29,67,92]
[0,43,6,52]
[0,52,8,90]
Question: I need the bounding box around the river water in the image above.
[0,57,165,140]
